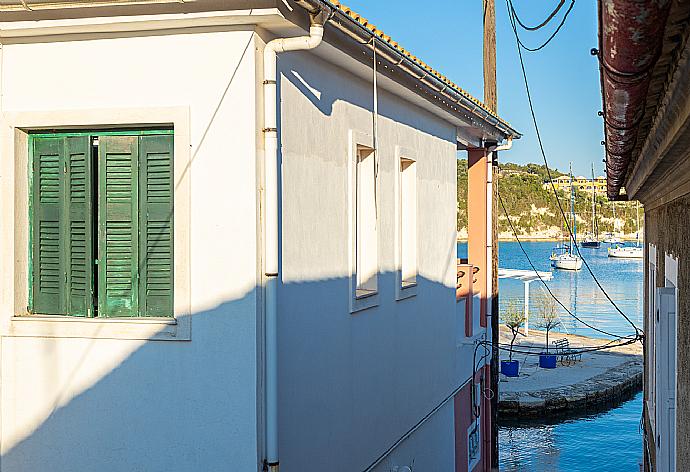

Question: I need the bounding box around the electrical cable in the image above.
[471,333,638,422]
[472,339,491,419]
[498,190,638,339]
[497,337,637,353]
[510,0,565,31]
[484,336,639,357]
[361,375,474,472]
[504,0,643,337]
[507,0,575,52]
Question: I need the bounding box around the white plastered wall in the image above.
[276,48,461,472]
[0,29,262,471]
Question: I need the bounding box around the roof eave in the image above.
[294,0,520,142]
[598,0,672,200]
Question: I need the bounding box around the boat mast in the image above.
[591,164,596,239]
[570,162,577,247]
[612,201,617,236]
[636,201,641,245]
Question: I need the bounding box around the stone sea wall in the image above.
[499,359,642,419]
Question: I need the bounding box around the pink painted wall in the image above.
[454,365,491,472]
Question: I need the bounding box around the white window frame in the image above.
[349,130,379,313]
[647,243,657,435]
[395,146,417,301]
[656,250,677,472]
[0,107,192,341]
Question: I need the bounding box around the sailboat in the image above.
[608,202,643,259]
[603,201,623,243]
[581,165,601,248]
[603,233,622,244]
[550,219,570,261]
[552,165,583,270]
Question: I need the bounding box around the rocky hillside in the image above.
[457,159,643,240]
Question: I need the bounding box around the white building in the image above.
[0,1,518,471]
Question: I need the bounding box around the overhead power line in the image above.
[492,337,639,356]
[503,0,643,338]
[507,0,575,52]
[511,0,566,31]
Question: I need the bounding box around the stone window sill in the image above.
[7,314,190,341]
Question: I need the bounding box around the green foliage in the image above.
[457,159,468,231]
[502,299,526,329]
[535,291,560,353]
[457,158,644,237]
[502,299,526,362]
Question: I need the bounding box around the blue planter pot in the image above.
[501,360,520,377]
[539,354,557,369]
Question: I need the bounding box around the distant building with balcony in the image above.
[543,175,607,194]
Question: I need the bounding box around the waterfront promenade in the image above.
[498,327,642,418]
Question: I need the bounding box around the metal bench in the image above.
[552,338,582,366]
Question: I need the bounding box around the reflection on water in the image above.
[499,393,643,471]
[458,241,643,339]
[462,242,647,471]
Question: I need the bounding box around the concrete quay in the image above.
[497,328,643,419]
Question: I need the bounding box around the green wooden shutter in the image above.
[32,137,66,314]
[138,135,174,317]
[65,136,94,316]
[98,136,139,317]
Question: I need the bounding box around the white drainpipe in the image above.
[263,8,329,472]
[488,136,513,152]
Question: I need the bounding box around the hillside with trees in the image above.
[457,159,643,240]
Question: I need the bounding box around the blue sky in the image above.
[342,0,604,177]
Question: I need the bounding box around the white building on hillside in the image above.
[0,1,518,471]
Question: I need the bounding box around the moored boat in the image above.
[550,242,569,261]
[580,165,601,249]
[609,202,643,259]
[552,252,584,270]
[551,165,583,271]
[603,233,622,244]
[580,237,601,249]
[608,244,643,259]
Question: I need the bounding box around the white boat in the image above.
[552,252,584,270]
[603,234,622,244]
[608,244,643,259]
[550,243,569,261]
[550,165,583,271]
[605,202,624,244]
[608,202,643,259]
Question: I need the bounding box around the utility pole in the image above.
[484,0,497,111]
[483,0,500,470]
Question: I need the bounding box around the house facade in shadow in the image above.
[598,2,690,471]
[0,1,518,471]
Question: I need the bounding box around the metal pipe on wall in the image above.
[262,5,330,470]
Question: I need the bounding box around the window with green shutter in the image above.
[29,131,173,318]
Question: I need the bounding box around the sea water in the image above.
[457,241,643,339]
[499,392,643,471]
[457,241,644,471]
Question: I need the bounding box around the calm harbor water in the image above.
[457,241,644,339]
[458,241,644,471]
[499,392,643,471]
